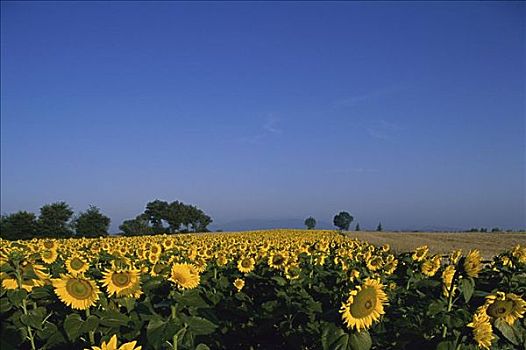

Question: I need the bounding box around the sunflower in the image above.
[464,250,482,278]
[478,291,526,326]
[441,265,456,297]
[268,252,288,270]
[340,278,388,331]
[237,257,255,274]
[65,255,89,276]
[87,334,142,350]
[42,240,58,251]
[285,263,301,280]
[450,249,462,265]
[102,268,141,298]
[467,312,494,350]
[421,255,441,277]
[412,246,429,262]
[41,249,58,264]
[169,263,200,290]
[366,256,383,272]
[52,274,100,310]
[216,254,228,267]
[233,278,245,292]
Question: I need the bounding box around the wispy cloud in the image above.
[334,84,406,108]
[366,119,404,140]
[240,115,283,144]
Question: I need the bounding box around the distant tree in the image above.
[119,214,152,236]
[73,206,110,237]
[333,211,353,231]
[304,217,316,230]
[480,227,487,233]
[144,200,169,234]
[355,223,361,231]
[376,222,383,232]
[491,227,500,233]
[37,202,74,238]
[467,228,479,232]
[0,211,38,240]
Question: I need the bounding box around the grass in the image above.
[346,231,526,259]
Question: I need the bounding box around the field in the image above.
[0,229,525,350]
[347,232,526,259]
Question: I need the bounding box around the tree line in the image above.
[304,211,383,232]
[0,199,212,240]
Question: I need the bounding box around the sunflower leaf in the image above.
[348,331,372,350]
[460,278,474,303]
[63,313,82,341]
[494,318,519,345]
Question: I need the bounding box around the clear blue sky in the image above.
[1,2,525,231]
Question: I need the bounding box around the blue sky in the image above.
[1,2,525,231]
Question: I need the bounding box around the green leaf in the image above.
[494,318,519,345]
[7,289,27,307]
[348,331,372,350]
[20,312,43,330]
[195,344,210,350]
[63,313,82,341]
[428,300,446,316]
[29,286,50,300]
[0,297,12,313]
[185,316,217,335]
[146,317,166,350]
[321,323,350,350]
[97,310,130,327]
[460,278,475,303]
[272,276,287,286]
[436,341,455,350]
[80,315,99,334]
[176,289,209,308]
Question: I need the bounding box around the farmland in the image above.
[0,229,525,350]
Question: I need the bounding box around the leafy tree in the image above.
[164,201,184,233]
[376,222,383,232]
[304,217,316,230]
[491,227,501,233]
[119,214,152,236]
[480,227,487,233]
[333,211,353,231]
[73,206,110,237]
[144,200,169,234]
[355,223,361,231]
[37,201,74,238]
[0,211,38,240]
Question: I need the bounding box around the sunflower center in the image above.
[70,258,85,270]
[44,241,54,249]
[273,255,285,265]
[242,259,252,268]
[66,279,93,299]
[173,272,188,284]
[111,272,131,287]
[487,301,513,318]
[350,287,377,318]
[43,251,52,258]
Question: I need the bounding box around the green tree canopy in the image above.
[0,211,38,240]
[333,211,353,231]
[37,201,74,238]
[376,222,383,232]
[119,214,153,236]
[304,217,316,230]
[73,206,110,237]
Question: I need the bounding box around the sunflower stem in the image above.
[16,263,36,350]
[85,308,95,345]
[171,305,178,350]
[441,270,459,338]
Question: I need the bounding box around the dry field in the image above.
[347,231,526,259]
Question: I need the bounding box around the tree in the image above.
[73,206,110,237]
[491,227,501,233]
[0,211,38,240]
[119,214,152,236]
[333,211,353,231]
[37,202,74,238]
[376,222,383,232]
[355,223,361,231]
[304,217,316,230]
[144,200,169,234]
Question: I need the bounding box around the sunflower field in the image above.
[1,230,525,350]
